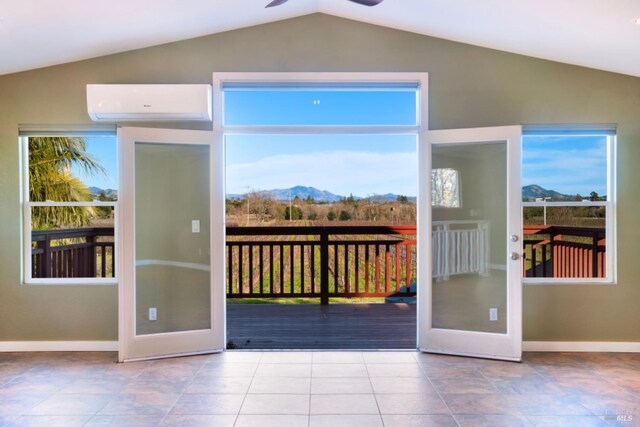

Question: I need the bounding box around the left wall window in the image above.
[21,130,117,284]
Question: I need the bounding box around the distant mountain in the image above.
[226,186,415,203]
[364,193,417,203]
[89,186,118,200]
[522,185,573,201]
[267,186,345,203]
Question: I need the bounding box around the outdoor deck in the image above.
[226,303,417,350]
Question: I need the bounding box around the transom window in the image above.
[223,83,419,126]
[21,129,118,284]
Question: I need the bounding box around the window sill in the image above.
[523,279,616,286]
[23,279,118,286]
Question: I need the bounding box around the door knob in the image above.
[510,252,521,260]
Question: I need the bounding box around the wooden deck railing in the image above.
[31,227,115,279]
[30,224,606,284]
[226,226,417,304]
[523,225,606,278]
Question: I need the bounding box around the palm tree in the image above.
[29,136,106,229]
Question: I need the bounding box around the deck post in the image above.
[320,228,329,305]
[43,233,52,278]
[591,231,599,278]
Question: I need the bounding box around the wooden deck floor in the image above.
[226,303,416,350]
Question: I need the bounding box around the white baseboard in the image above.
[1,341,638,353]
[523,341,640,353]
[0,341,118,352]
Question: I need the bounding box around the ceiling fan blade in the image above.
[265,0,289,7]
[348,0,384,6]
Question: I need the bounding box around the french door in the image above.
[418,126,523,361]
[118,127,225,362]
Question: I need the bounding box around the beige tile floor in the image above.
[0,351,638,426]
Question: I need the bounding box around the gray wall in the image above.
[0,14,638,342]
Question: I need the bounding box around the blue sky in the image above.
[522,135,607,196]
[225,89,419,197]
[224,89,417,126]
[226,134,417,197]
[74,136,118,190]
[75,90,608,199]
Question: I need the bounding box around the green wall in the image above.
[0,14,638,342]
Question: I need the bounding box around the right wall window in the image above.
[521,129,615,283]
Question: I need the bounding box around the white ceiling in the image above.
[1,0,639,77]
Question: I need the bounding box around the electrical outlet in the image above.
[149,307,157,321]
[489,308,498,321]
[192,220,200,233]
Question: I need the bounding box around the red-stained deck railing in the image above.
[31,224,605,286]
[523,225,606,279]
[226,226,417,304]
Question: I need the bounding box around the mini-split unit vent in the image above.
[86,84,212,122]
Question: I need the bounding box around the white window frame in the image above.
[21,128,118,285]
[212,72,428,347]
[521,130,616,285]
[212,72,428,135]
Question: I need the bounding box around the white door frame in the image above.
[213,72,428,349]
[118,126,225,362]
[417,125,523,361]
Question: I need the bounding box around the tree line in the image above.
[226,192,416,226]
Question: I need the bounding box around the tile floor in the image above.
[0,351,638,426]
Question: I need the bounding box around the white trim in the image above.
[29,201,117,207]
[2,341,638,353]
[25,278,117,286]
[522,201,607,207]
[123,349,222,363]
[523,341,640,353]
[18,124,117,135]
[222,125,421,135]
[215,72,429,353]
[212,72,429,132]
[523,278,615,285]
[0,341,118,352]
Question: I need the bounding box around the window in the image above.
[21,129,118,284]
[521,128,615,283]
[432,168,461,208]
[223,84,418,126]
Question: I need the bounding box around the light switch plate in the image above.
[192,220,200,233]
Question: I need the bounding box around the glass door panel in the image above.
[418,126,522,361]
[119,127,223,362]
[135,143,211,336]
[432,142,507,334]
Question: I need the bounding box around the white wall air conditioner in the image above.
[87,84,212,122]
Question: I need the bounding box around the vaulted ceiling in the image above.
[1,0,639,77]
